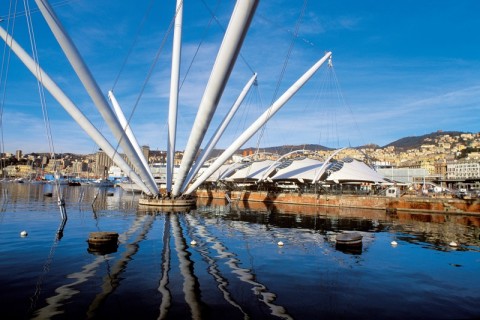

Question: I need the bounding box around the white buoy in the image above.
[277,241,284,247]
[190,240,197,246]
[391,240,398,246]
[20,230,28,237]
[449,241,458,247]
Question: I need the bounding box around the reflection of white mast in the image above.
[185,52,333,195]
[32,215,151,319]
[182,73,257,192]
[166,0,184,194]
[173,0,259,197]
[185,214,292,319]
[158,215,172,320]
[171,214,202,319]
[87,215,156,319]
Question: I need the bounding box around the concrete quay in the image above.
[194,189,480,215]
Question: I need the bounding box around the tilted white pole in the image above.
[181,73,257,191]
[166,0,183,194]
[184,51,333,194]
[0,27,154,195]
[172,0,259,197]
[34,0,158,195]
[108,90,155,183]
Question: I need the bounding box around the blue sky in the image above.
[1,0,479,154]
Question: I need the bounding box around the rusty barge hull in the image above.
[193,190,480,214]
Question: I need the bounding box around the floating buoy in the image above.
[449,241,458,247]
[190,240,197,246]
[87,231,119,255]
[20,230,28,237]
[391,240,398,246]
[336,232,363,247]
[277,241,284,247]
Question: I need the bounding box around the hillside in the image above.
[233,131,472,154]
[383,131,467,151]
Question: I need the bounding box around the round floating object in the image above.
[190,240,197,246]
[449,241,458,247]
[277,241,284,247]
[391,240,398,246]
[20,230,28,237]
[336,232,363,246]
[87,231,118,246]
[87,232,118,255]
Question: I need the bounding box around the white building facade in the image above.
[446,160,480,179]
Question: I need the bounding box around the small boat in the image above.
[91,179,114,187]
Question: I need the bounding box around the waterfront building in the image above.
[44,159,63,173]
[377,167,429,184]
[94,149,113,178]
[447,160,480,180]
[434,159,447,179]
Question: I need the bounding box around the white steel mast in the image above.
[34,0,159,195]
[166,0,183,194]
[184,52,333,194]
[172,0,259,197]
[108,91,155,183]
[181,73,257,192]
[0,26,154,195]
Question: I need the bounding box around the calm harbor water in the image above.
[0,183,479,319]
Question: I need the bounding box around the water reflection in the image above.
[158,214,172,319]
[184,213,291,319]
[196,198,480,250]
[86,214,155,318]
[1,184,479,319]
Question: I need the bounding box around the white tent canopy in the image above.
[202,156,386,186]
[325,158,386,184]
[225,160,275,181]
[270,158,324,181]
[205,162,246,182]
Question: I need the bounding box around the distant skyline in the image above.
[1,0,479,154]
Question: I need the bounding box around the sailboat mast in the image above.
[172,0,259,197]
[166,0,183,194]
